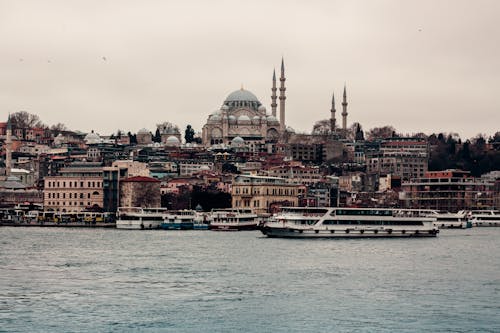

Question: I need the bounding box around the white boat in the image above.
[209,208,258,231]
[260,207,439,238]
[161,210,197,230]
[468,210,500,227]
[193,212,211,230]
[116,207,167,230]
[425,210,470,229]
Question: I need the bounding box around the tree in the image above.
[153,128,161,143]
[50,123,68,136]
[312,119,333,135]
[184,125,195,143]
[157,121,180,134]
[10,111,44,129]
[366,126,396,141]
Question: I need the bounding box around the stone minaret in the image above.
[279,58,286,133]
[271,69,277,117]
[330,92,336,133]
[5,114,12,176]
[342,84,348,134]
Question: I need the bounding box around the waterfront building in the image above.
[119,176,161,208]
[400,169,497,211]
[179,161,213,176]
[261,163,322,186]
[231,174,301,215]
[43,162,103,212]
[367,137,428,181]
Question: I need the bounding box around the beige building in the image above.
[231,174,300,215]
[43,163,103,212]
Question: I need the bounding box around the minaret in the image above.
[342,84,348,135]
[271,69,277,117]
[330,92,336,133]
[279,57,286,133]
[5,114,12,176]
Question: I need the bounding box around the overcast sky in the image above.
[1,0,499,139]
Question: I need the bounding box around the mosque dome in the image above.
[267,115,279,125]
[84,131,101,145]
[199,165,211,171]
[208,114,221,123]
[252,116,261,124]
[225,89,260,103]
[238,115,251,124]
[228,115,237,124]
[258,105,267,113]
[231,136,245,147]
[165,136,180,146]
[221,105,229,111]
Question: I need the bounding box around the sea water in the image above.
[1,227,499,332]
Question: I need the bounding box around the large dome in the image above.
[224,89,260,103]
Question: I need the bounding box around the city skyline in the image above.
[1,0,499,139]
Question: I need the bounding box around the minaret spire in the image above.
[5,113,12,176]
[271,69,277,117]
[330,92,336,133]
[279,57,286,134]
[342,84,348,136]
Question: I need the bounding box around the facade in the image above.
[119,176,161,208]
[261,164,322,186]
[231,174,300,215]
[367,137,428,181]
[43,163,103,212]
[401,169,497,211]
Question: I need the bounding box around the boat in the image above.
[116,207,167,230]
[260,207,439,238]
[468,210,500,227]
[193,212,211,230]
[425,210,470,229]
[160,210,197,230]
[208,208,259,231]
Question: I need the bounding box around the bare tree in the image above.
[366,125,397,141]
[10,111,44,129]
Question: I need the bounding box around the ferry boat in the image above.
[425,210,470,229]
[208,208,259,231]
[160,210,196,230]
[260,207,439,238]
[193,212,211,230]
[116,207,167,230]
[468,210,500,227]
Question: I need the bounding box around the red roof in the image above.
[121,176,160,183]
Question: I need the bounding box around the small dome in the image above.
[166,136,180,146]
[211,110,221,116]
[228,115,237,124]
[209,114,221,123]
[252,116,261,124]
[238,115,251,124]
[231,136,245,148]
[258,105,266,113]
[267,115,279,125]
[221,105,229,111]
[84,131,101,144]
[200,165,211,171]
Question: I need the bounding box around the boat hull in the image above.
[160,222,194,230]
[209,223,258,231]
[116,220,162,230]
[260,227,438,238]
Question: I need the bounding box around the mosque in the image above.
[201,58,349,150]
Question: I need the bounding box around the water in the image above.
[1,227,499,333]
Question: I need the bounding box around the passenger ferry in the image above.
[160,210,196,230]
[260,207,439,238]
[193,212,211,230]
[468,210,500,227]
[116,207,167,230]
[208,208,259,231]
[425,210,470,229]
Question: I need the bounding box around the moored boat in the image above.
[260,207,439,238]
[468,210,500,227]
[425,210,470,229]
[160,210,196,230]
[208,208,258,231]
[116,207,167,230]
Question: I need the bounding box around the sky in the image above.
[1,0,499,139]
